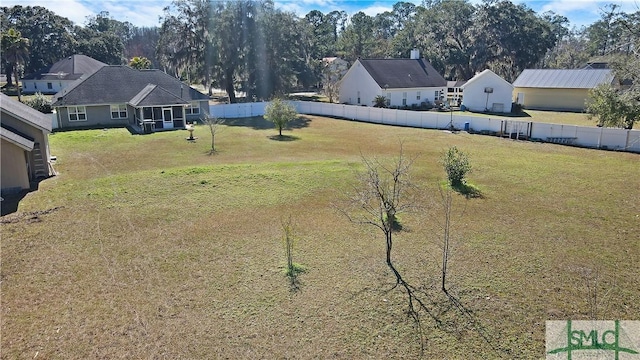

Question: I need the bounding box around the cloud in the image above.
[99,0,170,27]
[360,4,393,16]
[2,0,94,25]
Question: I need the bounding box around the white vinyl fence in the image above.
[210,101,640,153]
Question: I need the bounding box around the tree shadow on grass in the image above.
[452,183,484,199]
[268,134,300,141]
[224,116,312,131]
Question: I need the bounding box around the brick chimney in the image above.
[410,49,420,59]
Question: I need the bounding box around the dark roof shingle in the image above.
[0,93,52,132]
[52,66,209,107]
[23,54,106,81]
[359,59,447,89]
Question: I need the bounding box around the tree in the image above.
[0,6,76,76]
[1,28,29,102]
[442,146,471,188]
[321,58,346,103]
[340,146,438,341]
[264,98,298,136]
[338,12,375,61]
[23,92,52,113]
[129,56,151,69]
[200,114,225,154]
[587,84,640,129]
[373,95,387,108]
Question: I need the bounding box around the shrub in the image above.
[442,146,471,187]
[24,92,52,113]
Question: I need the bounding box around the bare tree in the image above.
[200,115,225,154]
[340,145,439,337]
[440,186,453,294]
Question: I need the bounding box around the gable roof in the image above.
[0,93,52,132]
[52,66,209,107]
[129,84,190,106]
[512,69,613,89]
[461,69,513,89]
[23,54,106,81]
[447,80,466,88]
[358,58,447,89]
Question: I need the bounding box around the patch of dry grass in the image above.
[2,116,639,358]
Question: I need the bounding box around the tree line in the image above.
[1,1,638,109]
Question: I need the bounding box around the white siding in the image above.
[462,70,513,113]
[22,80,71,95]
[339,60,380,106]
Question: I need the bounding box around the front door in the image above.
[163,108,173,129]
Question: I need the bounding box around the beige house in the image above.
[512,69,614,111]
[1,93,54,194]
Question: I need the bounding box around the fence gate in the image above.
[502,120,532,140]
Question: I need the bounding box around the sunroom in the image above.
[129,84,190,131]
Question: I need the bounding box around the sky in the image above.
[2,0,639,29]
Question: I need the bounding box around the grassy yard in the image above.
[2,116,638,358]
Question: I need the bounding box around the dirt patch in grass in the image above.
[2,116,639,358]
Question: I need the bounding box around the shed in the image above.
[460,69,514,113]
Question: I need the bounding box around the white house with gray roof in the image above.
[1,93,54,194]
[339,50,447,108]
[512,69,614,111]
[52,66,210,131]
[22,54,106,95]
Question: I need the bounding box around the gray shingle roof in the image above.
[512,69,613,89]
[0,93,53,132]
[52,66,210,107]
[359,59,447,89]
[23,54,106,81]
[0,125,35,150]
[129,84,190,106]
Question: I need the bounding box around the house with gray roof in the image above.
[339,49,447,108]
[52,66,210,131]
[512,69,614,111]
[1,93,54,194]
[22,54,106,95]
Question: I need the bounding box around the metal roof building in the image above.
[512,69,613,89]
[513,69,615,111]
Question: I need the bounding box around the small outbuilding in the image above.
[460,69,514,113]
[1,93,54,194]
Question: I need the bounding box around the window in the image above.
[416,91,421,100]
[185,102,200,115]
[434,91,439,99]
[386,92,391,106]
[357,91,360,104]
[68,106,86,121]
[402,92,407,106]
[34,82,37,89]
[47,82,53,89]
[110,104,128,119]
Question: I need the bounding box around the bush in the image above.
[511,102,524,114]
[24,92,52,113]
[442,146,471,187]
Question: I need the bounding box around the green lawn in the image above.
[2,117,638,358]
